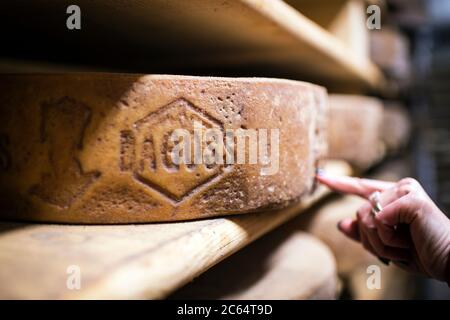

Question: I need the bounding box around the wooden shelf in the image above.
[1,0,383,91]
[0,160,351,299]
[286,0,370,66]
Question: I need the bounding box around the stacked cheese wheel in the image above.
[0,74,327,223]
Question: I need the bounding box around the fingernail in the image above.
[378,257,390,265]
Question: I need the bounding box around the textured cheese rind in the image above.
[328,94,384,170]
[0,74,327,223]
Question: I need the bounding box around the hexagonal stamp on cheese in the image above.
[119,98,226,203]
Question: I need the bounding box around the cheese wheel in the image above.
[0,74,327,223]
[327,94,385,170]
[370,28,411,80]
[382,103,411,153]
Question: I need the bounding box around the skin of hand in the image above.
[316,172,450,285]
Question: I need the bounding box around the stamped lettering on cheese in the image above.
[120,98,227,202]
[30,97,100,208]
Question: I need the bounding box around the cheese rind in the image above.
[327,94,384,170]
[382,103,411,153]
[0,74,327,223]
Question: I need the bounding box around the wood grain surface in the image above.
[0,0,383,91]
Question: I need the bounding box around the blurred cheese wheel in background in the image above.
[327,94,385,170]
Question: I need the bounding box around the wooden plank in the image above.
[0,0,383,91]
[0,59,98,73]
[0,160,351,299]
[286,0,369,61]
[171,158,413,300]
[171,232,338,299]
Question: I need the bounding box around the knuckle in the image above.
[399,177,419,188]
[404,191,426,210]
[396,184,414,197]
[412,194,429,214]
[356,203,371,221]
[397,178,426,199]
[363,214,376,227]
[361,213,375,227]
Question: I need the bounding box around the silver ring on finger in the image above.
[369,191,383,217]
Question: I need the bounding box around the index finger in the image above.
[316,171,395,199]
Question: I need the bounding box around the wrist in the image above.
[446,252,450,287]
[443,233,450,286]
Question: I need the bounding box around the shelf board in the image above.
[0,0,383,91]
[0,160,351,299]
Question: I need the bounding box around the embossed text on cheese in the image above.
[171,121,280,175]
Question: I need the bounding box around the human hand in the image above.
[316,172,450,285]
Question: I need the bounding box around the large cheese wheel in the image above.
[171,232,338,300]
[0,74,327,223]
[382,103,411,153]
[370,27,411,81]
[327,94,385,170]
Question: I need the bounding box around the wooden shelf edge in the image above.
[71,160,352,299]
[1,0,384,91]
[0,160,351,299]
[241,0,384,89]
